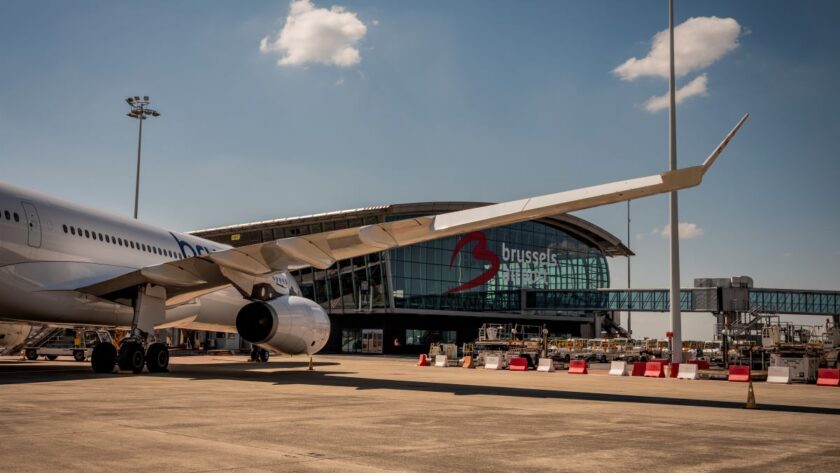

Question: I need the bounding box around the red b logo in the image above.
[447,231,500,293]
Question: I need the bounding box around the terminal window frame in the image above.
[405,329,429,346]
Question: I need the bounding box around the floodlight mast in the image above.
[667,0,683,363]
[125,96,160,219]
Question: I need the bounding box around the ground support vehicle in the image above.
[24,329,114,362]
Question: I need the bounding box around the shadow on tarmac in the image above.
[1,359,838,417]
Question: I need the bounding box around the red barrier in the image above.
[631,362,647,376]
[509,357,528,371]
[568,359,588,374]
[689,360,710,370]
[728,365,751,382]
[816,368,840,386]
[417,354,430,366]
[669,363,680,378]
[644,361,665,378]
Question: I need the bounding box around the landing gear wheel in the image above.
[145,343,169,373]
[259,349,270,363]
[25,349,38,361]
[118,341,145,373]
[91,343,117,373]
[73,350,86,362]
[45,354,58,361]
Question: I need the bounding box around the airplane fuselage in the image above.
[0,180,277,334]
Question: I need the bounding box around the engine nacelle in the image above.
[236,296,330,355]
[0,322,32,353]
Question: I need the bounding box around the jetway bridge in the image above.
[524,287,840,316]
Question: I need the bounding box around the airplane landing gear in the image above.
[91,343,117,373]
[118,341,145,374]
[249,345,270,363]
[145,342,169,372]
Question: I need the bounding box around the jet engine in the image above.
[0,322,32,354]
[236,296,330,355]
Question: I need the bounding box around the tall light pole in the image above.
[627,200,632,338]
[125,96,160,219]
[667,0,683,363]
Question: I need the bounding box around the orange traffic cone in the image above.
[745,379,757,409]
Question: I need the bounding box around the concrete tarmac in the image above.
[0,354,838,473]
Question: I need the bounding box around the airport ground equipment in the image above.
[770,354,818,383]
[473,324,542,369]
[24,329,112,362]
[0,324,62,356]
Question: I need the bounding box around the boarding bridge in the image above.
[523,287,840,316]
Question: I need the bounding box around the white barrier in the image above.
[676,363,699,380]
[537,358,555,372]
[484,355,502,370]
[434,355,447,367]
[767,366,791,384]
[608,361,628,376]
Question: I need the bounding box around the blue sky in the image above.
[1,1,838,338]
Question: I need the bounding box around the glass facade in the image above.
[390,220,609,312]
[289,218,609,315]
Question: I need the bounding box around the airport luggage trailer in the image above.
[25,346,91,362]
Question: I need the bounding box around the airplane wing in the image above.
[78,113,749,305]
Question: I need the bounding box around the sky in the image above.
[1,0,838,339]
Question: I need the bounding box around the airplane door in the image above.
[21,202,41,248]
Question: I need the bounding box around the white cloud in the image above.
[656,222,705,240]
[644,74,708,112]
[614,17,741,80]
[260,0,367,68]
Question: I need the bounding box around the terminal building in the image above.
[191,202,632,354]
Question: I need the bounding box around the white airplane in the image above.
[0,114,748,374]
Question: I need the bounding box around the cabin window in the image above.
[3,211,8,220]
[77,228,83,238]
[13,212,19,222]
[70,227,76,235]
[105,235,110,243]
[98,233,103,241]
[62,224,68,233]
[129,241,135,249]
[84,230,89,238]
[111,236,116,245]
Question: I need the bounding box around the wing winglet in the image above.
[702,113,749,175]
